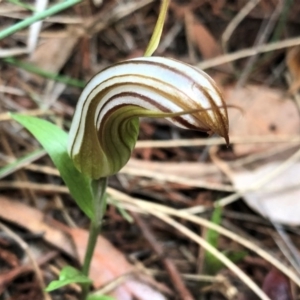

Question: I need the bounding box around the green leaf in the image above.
[206,205,222,248]
[45,266,92,292]
[203,206,247,274]
[144,0,169,56]
[87,295,115,300]
[11,114,94,220]
[204,205,223,274]
[226,250,247,264]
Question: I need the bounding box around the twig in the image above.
[197,36,300,70]
[2,182,299,289]
[273,223,300,275]
[120,166,234,191]
[132,212,195,300]
[87,0,155,36]
[0,251,58,292]
[0,222,51,300]
[236,0,283,88]
[107,187,300,289]
[91,273,134,297]
[135,135,300,148]
[0,181,69,193]
[27,0,49,54]
[222,0,261,53]
[151,212,271,300]
[53,194,77,228]
[0,149,46,180]
[147,269,216,282]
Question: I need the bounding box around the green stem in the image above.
[80,177,108,300]
[0,0,81,40]
[80,221,99,299]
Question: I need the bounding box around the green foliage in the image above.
[204,205,247,274]
[0,0,82,40]
[204,205,223,274]
[11,114,95,221]
[45,266,92,292]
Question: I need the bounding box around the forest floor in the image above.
[1,0,300,299]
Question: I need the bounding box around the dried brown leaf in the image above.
[0,197,166,300]
[226,84,300,155]
[231,161,300,225]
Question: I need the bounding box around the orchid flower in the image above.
[68,56,229,179]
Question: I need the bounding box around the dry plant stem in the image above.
[0,130,37,205]
[81,177,108,300]
[120,166,234,192]
[0,221,51,300]
[236,0,283,88]
[0,251,58,290]
[135,135,300,148]
[107,188,300,289]
[273,224,300,274]
[2,180,299,287]
[222,0,261,52]
[91,273,133,297]
[151,212,271,300]
[197,36,300,70]
[132,212,195,300]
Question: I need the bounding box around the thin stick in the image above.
[120,166,234,191]
[132,212,195,300]
[197,36,300,70]
[0,221,51,300]
[107,187,300,289]
[3,181,299,288]
[135,135,300,148]
[151,212,271,300]
[236,0,283,88]
[222,0,261,52]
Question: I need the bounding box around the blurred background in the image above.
[1,0,300,299]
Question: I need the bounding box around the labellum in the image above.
[68,56,229,179]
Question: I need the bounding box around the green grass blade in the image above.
[0,0,82,40]
[3,58,85,88]
[204,205,223,274]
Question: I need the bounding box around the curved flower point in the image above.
[68,56,229,179]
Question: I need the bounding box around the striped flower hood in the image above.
[68,56,229,179]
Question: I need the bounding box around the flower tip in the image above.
[224,134,230,147]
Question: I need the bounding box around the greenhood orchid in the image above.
[68,56,229,179]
